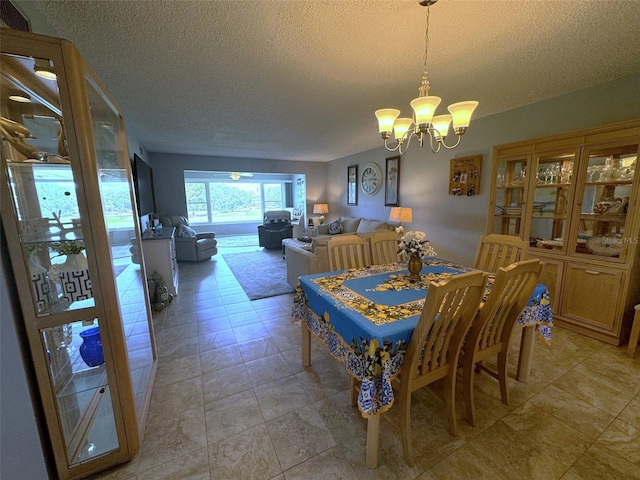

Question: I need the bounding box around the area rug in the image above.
[222,249,294,300]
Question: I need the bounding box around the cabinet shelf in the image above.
[534,182,571,188]
[580,213,627,222]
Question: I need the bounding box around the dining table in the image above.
[291,257,552,468]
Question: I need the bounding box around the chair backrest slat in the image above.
[369,231,403,265]
[404,270,487,381]
[328,235,368,271]
[474,234,528,273]
[469,259,544,353]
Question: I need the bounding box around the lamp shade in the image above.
[313,203,328,215]
[389,207,413,223]
[393,117,413,141]
[375,109,400,134]
[447,101,478,131]
[431,114,452,138]
[410,96,441,126]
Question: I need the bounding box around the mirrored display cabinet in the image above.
[1,29,156,479]
[487,119,640,345]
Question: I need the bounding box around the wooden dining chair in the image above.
[327,234,368,271]
[369,231,403,265]
[473,233,528,272]
[461,259,544,427]
[390,270,487,466]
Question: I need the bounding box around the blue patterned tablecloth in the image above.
[291,258,552,417]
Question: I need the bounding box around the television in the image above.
[132,154,156,218]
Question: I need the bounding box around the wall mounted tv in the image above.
[132,154,156,217]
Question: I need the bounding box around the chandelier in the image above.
[375,0,478,154]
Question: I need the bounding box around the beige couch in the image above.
[285,217,395,288]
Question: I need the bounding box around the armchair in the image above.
[258,210,293,249]
[159,215,218,261]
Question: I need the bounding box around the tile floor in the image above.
[93,240,640,480]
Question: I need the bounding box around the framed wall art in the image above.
[449,155,482,196]
[347,164,358,205]
[385,155,400,206]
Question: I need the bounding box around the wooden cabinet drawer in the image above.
[561,263,625,333]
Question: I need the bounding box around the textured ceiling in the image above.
[16,0,640,162]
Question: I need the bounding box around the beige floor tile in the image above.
[569,442,640,479]
[528,384,615,439]
[137,405,208,473]
[201,363,252,405]
[281,446,358,479]
[502,401,592,467]
[207,424,281,480]
[154,353,201,388]
[619,395,640,428]
[204,389,264,444]
[254,376,312,421]
[553,368,633,416]
[295,357,351,403]
[237,336,281,362]
[596,418,640,465]
[199,343,243,374]
[266,405,337,470]
[135,447,210,480]
[148,376,204,417]
[244,352,295,387]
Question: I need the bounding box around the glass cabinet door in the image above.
[529,150,577,253]
[491,156,529,236]
[84,74,155,419]
[574,142,638,259]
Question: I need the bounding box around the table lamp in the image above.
[389,207,413,226]
[313,203,329,224]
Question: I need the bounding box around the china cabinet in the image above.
[0,29,156,478]
[487,119,640,345]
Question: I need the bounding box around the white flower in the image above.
[395,225,405,235]
[398,230,437,259]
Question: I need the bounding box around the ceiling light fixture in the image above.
[375,0,478,154]
[34,58,57,80]
[7,89,31,103]
[230,172,241,180]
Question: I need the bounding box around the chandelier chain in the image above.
[419,6,431,96]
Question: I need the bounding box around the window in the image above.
[184,171,292,224]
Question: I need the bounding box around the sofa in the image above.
[159,215,218,261]
[285,216,395,288]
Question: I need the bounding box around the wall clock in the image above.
[361,162,382,196]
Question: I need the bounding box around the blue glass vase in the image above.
[79,327,104,367]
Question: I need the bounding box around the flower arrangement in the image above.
[398,231,437,258]
[51,240,86,256]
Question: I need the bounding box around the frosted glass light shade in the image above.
[410,96,441,126]
[431,114,452,138]
[448,101,478,130]
[393,117,413,141]
[375,109,400,134]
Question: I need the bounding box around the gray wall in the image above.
[327,73,640,265]
[1,228,51,479]
[149,153,327,235]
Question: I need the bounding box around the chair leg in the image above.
[444,371,458,436]
[398,388,415,467]
[497,349,510,405]
[350,377,359,407]
[463,357,477,427]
